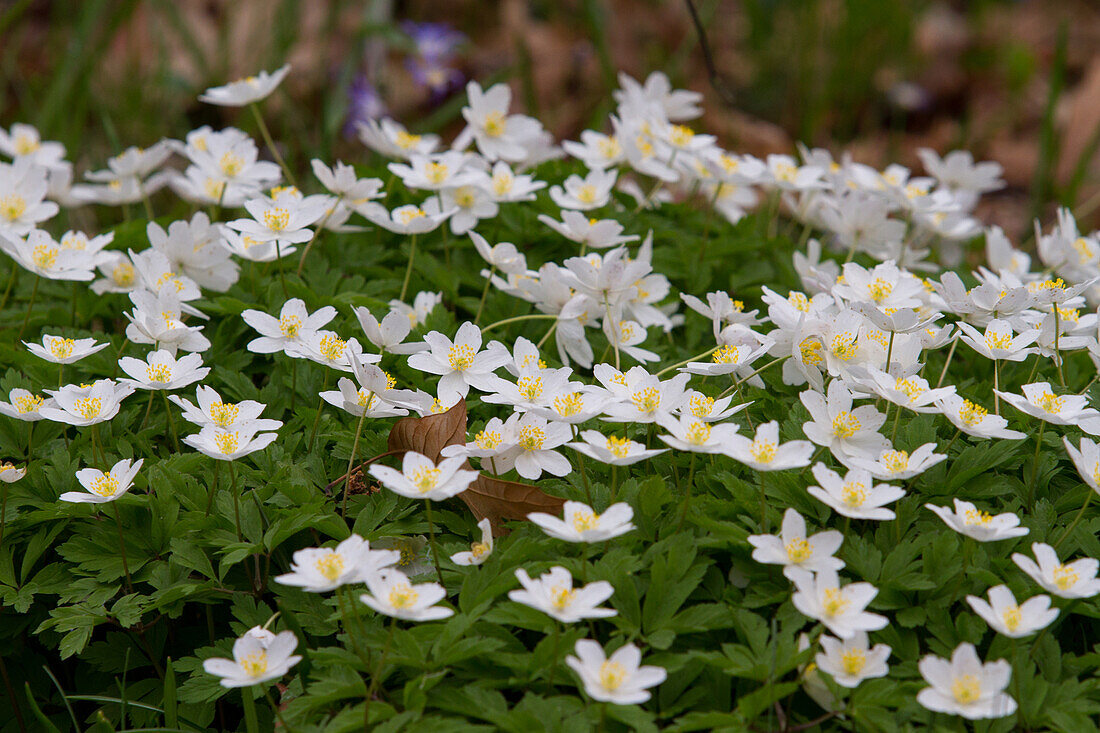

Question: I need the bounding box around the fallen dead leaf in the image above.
[384,401,565,534]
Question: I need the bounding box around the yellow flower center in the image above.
[13,133,38,155]
[314,552,345,581]
[964,508,993,525]
[49,337,75,359]
[357,389,378,408]
[554,392,584,417]
[112,262,135,286]
[1037,391,1064,413]
[448,344,476,371]
[239,651,268,678]
[750,439,777,464]
[830,333,859,361]
[204,178,227,201]
[631,387,660,413]
[156,271,185,293]
[959,400,987,427]
[76,397,102,419]
[800,338,824,366]
[410,466,441,493]
[214,432,239,455]
[518,376,543,400]
[867,278,893,304]
[16,394,43,413]
[262,208,290,232]
[668,124,695,147]
[685,421,712,445]
[91,475,120,497]
[491,172,514,196]
[425,161,449,184]
[841,648,867,676]
[984,331,1013,351]
[832,412,861,438]
[452,186,477,207]
[894,378,924,400]
[517,425,545,450]
[572,510,599,533]
[550,586,576,610]
[397,207,426,224]
[279,315,302,338]
[822,588,849,617]
[605,435,631,458]
[32,243,58,270]
[599,137,621,159]
[788,292,810,312]
[388,582,419,609]
[841,482,867,507]
[689,395,714,418]
[395,130,421,149]
[598,660,627,691]
[712,345,741,364]
[146,364,172,383]
[0,195,27,222]
[470,541,490,559]
[1002,606,1022,631]
[475,429,503,450]
[786,538,813,563]
[483,111,506,137]
[774,163,797,183]
[1054,564,1079,590]
[319,334,346,361]
[575,184,598,205]
[881,450,909,474]
[951,675,981,705]
[209,402,239,427]
[219,151,244,177]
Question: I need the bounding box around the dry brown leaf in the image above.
[386,401,565,535]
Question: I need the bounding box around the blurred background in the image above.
[2,0,1098,241]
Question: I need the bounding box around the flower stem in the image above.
[1027,420,1046,510]
[161,391,179,452]
[655,345,720,378]
[936,333,959,388]
[1054,304,1066,387]
[480,312,559,334]
[1054,489,1093,549]
[230,462,243,541]
[364,618,396,727]
[296,199,340,276]
[241,688,259,733]
[263,688,295,733]
[341,408,368,520]
[677,452,697,531]
[473,266,495,324]
[139,389,155,431]
[112,501,134,593]
[424,499,446,586]
[250,102,295,186]
[307,371,330,451]
[16,274,40,341]
[399,234,418,302]
[0,262,16,313]
[547,622,561,693]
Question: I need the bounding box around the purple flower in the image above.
[343,74,387,138]
[406,56,465,98]
[402,21,465,61]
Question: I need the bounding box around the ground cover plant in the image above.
[2,54,1100,733]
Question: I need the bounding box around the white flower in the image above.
[201,628,301,688]
[568,430,666,466]
[800,381,889,461]
[274,535,399,593]
[916,643,1015,720]
[853,368,955,413]
[40,380,135,427]
[935,394,1025,440]
[124,289,210,354]
[0,388,54,422]
[842,444,945,480]
[118,349,209,391]
[169,386,282,433]
[356,118,440,160]
[918,148,1005,197]
[925,499,1028,542]
[354,307,427,355]
[1061,436,1100,494]
[458,81,545,162]
[508,566,616,623]
[242,298,336,355]
[957,319,1038,362]
[227,194,328,246]
[996,382,1100,427]
[407,321,510,404]
[359,568,453,622]
[368,451,477,501]
[0,462,26,483]
[360,198,454,235]
[677,390,749,423]
[789,568,888,639]
[389,291,443,330]
[451,519,494,567]
[538,210,638,250]
[562,130,625,170]
[528,500,635,543]
[286,330,372,373]
[183,425,279,461]
[815,631,891,688]
[1,230,95,280]
[25,335,109,365]
[1012,542,1100,599]
[657,413,739,454]
[748,508,844,579]
[565,639,667,705]
[597,365,690,424]
[469,231,528,275]
[966,584,1057,638]
[549,169,617,211]
[498,412,573,480]
[808,464,904,521]
[682,341,769,379]
[528,389,609,425]
[199,65,291,106]
[723,421,815,471]
[388,152,479,191]
[60,458,143,504]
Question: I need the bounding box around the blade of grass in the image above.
[1029,21,1068,225]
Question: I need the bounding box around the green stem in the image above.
[161,391,179,452]
[0,263,16,313]
[16,274,40,341]
[1028,420,1046,510]
[139,389,155,431]
[655,345,720,377]
[399,234,418,302]
[547,622,561,693]
[424,499,445,586]
[473,266,495,325]
[307,371,330,451]
[479,312,558,334]
[205,461,221,517]
[290,358,298,412]
[1054,304,1066,387]
[263,688,295,733]
[250,102,295,185]
[536,321,558,349]
[677,452,697,531]
[296,199,340,276]
[1054,489,1093,549]
[936,333,959,388]
[112,501,134,593]
[341,409,368,520]
[364,619,396,727]
[241,688,259,733]
[890,405,903,444]
[230,462,243,541]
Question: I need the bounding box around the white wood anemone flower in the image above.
[118,349,210,391]
[451,518,494,567]
[789,568,888,639]
[169,385,282,433]
[1011,542,1100,599]
[527,500,635,543]
[201,627,302,688]
[723,420,815,471]
[0,388,54,422]
[748,508,844,579]
[0,462,27,483]
[808,463,905,520]
[965,584,1057,639]
[565,639,667,705]
[368,451,477,501]
[40,380,135,427]
[814,631,891,688]
[182,425,279,462]
[916,642,1016,720]
[198,65,291,107]
[274,535,400,593]
[25,334,109,365]
[925,499,1028,542]
[358,568,453,621]
[567,430,666,466]
[61,458,143,504]
[508,566,616,623]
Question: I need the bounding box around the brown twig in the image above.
[684,0,738,106]
[324,449,406,493]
